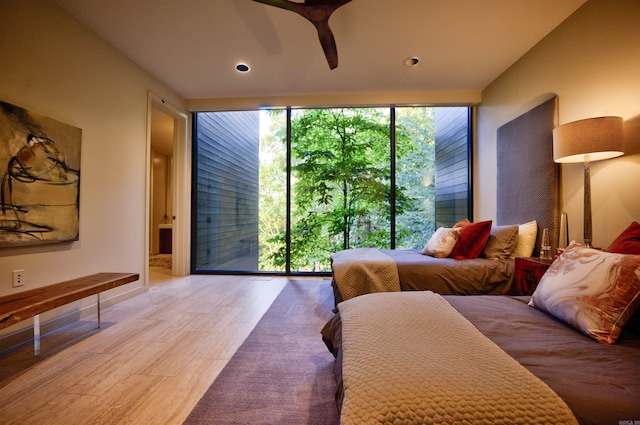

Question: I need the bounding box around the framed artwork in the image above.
[0,100,81,248]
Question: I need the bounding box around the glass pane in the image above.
[395,107,436,249]
[192,106,469,275]
[285,108,391,272]
[193,110,286,272]
[434,107,471,227]
[258,110,287,272]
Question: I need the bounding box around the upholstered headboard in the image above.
[496,96,560,256]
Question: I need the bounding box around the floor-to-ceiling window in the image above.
[192,106,471,274]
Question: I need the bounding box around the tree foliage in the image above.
[257,110,287,271]
[394,107,436,249]
[260,107,437,272]
[268,108,415,270]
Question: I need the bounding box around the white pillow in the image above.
[422,227,462,258]
[510,220,537,258]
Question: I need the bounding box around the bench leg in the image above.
[97,293,101,329]
[31,294,102,357]
[33,314,41,356]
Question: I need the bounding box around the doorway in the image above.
[149,107,175,281]
[146,93,190,284]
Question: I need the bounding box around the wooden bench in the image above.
[0,272,139,355]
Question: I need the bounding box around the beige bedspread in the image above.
[331,248,400,301]
[338,291,578,425]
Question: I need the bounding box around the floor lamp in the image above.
[552,116,624,248]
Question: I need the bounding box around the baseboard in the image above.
[0,284,148,354]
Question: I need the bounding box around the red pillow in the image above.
[607,222,640,254]
[449,220,493,259]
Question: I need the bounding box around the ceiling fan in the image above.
[252,0,353,70]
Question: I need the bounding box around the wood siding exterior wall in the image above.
[434,108,471,228]
[193,111,260,271]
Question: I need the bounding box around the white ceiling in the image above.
[53,0,586,101]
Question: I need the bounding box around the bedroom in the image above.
[0,0,639,423]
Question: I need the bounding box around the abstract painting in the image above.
[0,100,81,247]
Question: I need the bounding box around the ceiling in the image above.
[53,0,586,101]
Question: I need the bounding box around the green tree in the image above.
[258,110,287,271]
[269,108,413,271]
[395,107,436,249]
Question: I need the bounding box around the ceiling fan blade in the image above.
[314,20,339,69]
[252,0,352,69]
[252,0,299,13]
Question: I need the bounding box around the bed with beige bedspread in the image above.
[337,291,578,425]
[322,241,640,425]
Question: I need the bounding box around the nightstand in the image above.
[513,257,554,295]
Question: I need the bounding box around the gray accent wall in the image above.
[194,111,260,271]
[434,107,471,227]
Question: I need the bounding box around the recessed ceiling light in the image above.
[403,57,420,67]
[236,63,250,72]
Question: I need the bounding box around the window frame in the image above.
[190,105,473,275]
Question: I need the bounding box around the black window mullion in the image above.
[467,107,474,221]
[390,107,396,249]
[285,107,292,273]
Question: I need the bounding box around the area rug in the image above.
[183,279,340,425]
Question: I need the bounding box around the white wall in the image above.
[477,0,640,249]
[0,0,184,336]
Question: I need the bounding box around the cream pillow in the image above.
[510,220,537,258]
[422,227,462,258]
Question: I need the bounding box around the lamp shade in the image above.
[553,116,624,163]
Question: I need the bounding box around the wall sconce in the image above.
[553,116,624,248]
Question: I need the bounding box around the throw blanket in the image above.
[331,248,400,301]
[338,292,578,425]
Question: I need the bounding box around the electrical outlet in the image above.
[12,269,24,287]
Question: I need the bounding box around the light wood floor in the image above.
[0,270,290,425]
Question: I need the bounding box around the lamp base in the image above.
[583,159,593,249]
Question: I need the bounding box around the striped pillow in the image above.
[482,225,519,260]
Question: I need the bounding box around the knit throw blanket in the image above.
[339,291,578,425]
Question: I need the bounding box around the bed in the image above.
[322,239,640,425]
[331,96,560,304]
[331,243,517,304]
